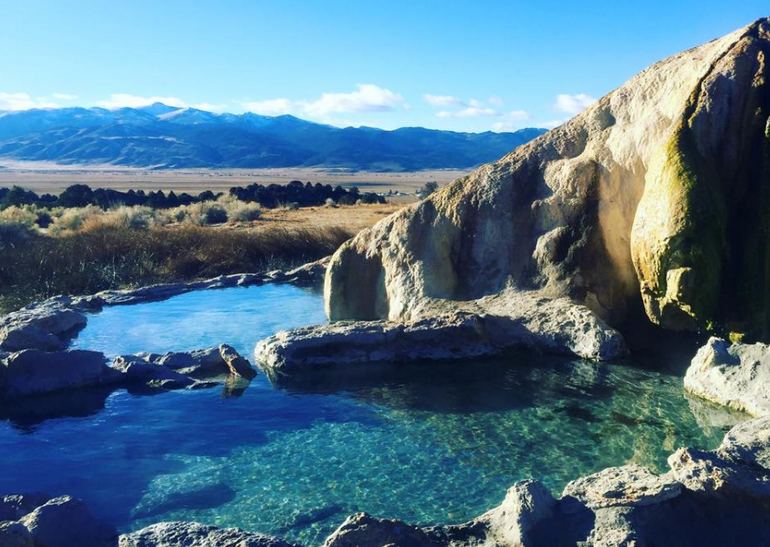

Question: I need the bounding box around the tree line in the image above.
[0,180,385,210]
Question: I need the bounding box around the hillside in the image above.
[0,105,545,171]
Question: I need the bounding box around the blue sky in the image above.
[1,0,767,132]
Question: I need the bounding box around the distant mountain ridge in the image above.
[0,104,546,170]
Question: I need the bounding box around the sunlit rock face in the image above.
[326,19,770,337]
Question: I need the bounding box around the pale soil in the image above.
[248,202,407,233]
[0,163,467,195]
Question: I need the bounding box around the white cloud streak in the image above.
[243,84,405,120]
[0,92,66,111]
[554,93,596,115]
[425,93,531,130]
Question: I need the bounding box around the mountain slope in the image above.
[0,105,545,170]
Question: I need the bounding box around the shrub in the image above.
[227,201,262,222]
[0,205,40,229]
[417,181,439,198]
[0,224,354,312]
[49,205,103,234]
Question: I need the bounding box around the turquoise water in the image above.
[0,284,746,545]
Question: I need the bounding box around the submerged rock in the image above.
[685,337,770,416]
[0,349,119,398]
[256,291,626,376]
[320,417,770,546]
[118,521,298,547]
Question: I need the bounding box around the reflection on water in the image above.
[0,284,749,545]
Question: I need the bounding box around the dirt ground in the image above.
[258,202,408,233]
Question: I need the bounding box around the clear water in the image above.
[0,284,747,545]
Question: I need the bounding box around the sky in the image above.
[0,0,768,132]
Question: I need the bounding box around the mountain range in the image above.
[0,104,546,171]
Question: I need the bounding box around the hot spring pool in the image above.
[0,284,746,544]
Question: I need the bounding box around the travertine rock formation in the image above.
[325,19,770,338]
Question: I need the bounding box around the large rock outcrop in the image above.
[256,291,626,378]
[0,493,116,547]
[685,337,770,415]
[325,19,770,340]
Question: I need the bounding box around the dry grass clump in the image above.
[0,197,267,236]
[0,223,352,313]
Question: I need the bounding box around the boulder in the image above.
[457,480,558,546]
[219,343,257,378]
[19,495,116,547]
[562,465,682,509]
[684,337,770,416]
[118,521,297,547]
[112,345,255,389]
[256,291,626,376]
[322,18,770,346]
[322,512,439,547]
[0,298,86,352]
[110,355,196,389]
[155,345,255,379]
[0,349,118,398]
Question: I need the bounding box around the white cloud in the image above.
[93,94,228,112]
[0,92,61,111]
[242,84,406,121]
[303,84,404,117]
[540,119,566,129]
[491,110,532,131]
[423,94,464,107]
[438,106,498,118]
[554,93,596,115]
[424,94,528,127]
[96,94,189,109]
[242,98,295,116]
[189,102,228,113]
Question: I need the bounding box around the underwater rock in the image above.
[5,418,770,546]
[324,18,770,342]
[685,337,770,416]
[118,521,298,547]
[256,291,626,376]
[0,349,119,398]
[320,417,770,546]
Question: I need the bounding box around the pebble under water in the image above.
[0,284,748,545]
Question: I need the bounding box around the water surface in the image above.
[0,284,746,544]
